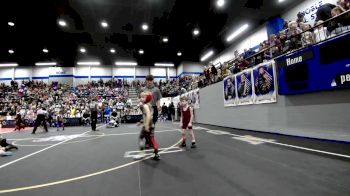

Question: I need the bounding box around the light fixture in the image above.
[35,62,57,66]
[217,0,225,7]
[42,48,49,53]
[80,48,86,53]
[58,19,67,27]
[142,23,149,31]
[110,48,116,53]
[193,28,200,36]
[77,61,101,66]
[115,61,138,66]
[101,21,108,28]
[177,52,182,56]
[278,0,285,2]
[200,50,214,62]
[226,24,249,42]
[0,63,18,67]
[162,37,169,43]
[154,63,174,67]
[8,49,14,54]
[8,22,15,26]
[139,49,144,54]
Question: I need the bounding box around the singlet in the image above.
[182,106,191,123]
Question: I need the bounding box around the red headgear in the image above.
[145,94,153,103]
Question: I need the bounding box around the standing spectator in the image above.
[300,23,315,47]
[211,65,218,83]
[161,103,168,121]
[314,20,329,42]
[169,102,175,122]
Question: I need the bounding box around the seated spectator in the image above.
[269,34,282,57]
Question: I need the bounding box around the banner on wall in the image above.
[236,69,254,105]
[223,75,237,107]
[253,61,277,104]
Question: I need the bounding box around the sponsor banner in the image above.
[236,69,254,105]
[223,75,237,107]
[253,61,277,104]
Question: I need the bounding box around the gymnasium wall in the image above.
[0,65,187,86]
[195,82,350,142]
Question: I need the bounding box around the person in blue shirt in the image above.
[104,105,112,124]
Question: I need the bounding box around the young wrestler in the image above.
[14,114,25,131]
[139,92,160,160]
[179,96,196,148]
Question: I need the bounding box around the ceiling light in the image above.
[58,19,67,27]
[0,63,18,67]
[217,0,225,7]
[278,0,285,2]
[115,61,138,66]
[162,37,169,43]
[80,48,86,53]
[139,49,144,54]
[8,49,14,54]
[154,63,174,67]
[8,22,15,26]
[101,21,108,28]
[77,61,100,66]
[193,29,200,36]
[142,23,149,31]
[110,48,116,53]
[35,62,57,66]
[226,24,249,42]
[42,48,49,53]
[200,50,214,62]
[177,52,182,56]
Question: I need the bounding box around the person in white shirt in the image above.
[31,107,48,134]
[314,20,329,43]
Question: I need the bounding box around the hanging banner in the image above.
[223,75,237,107]
[253,61,277,104]
[236,69,254,105]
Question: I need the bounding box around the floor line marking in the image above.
[0,138,183,194]
[198,126,350,159]
[0,125,105,170]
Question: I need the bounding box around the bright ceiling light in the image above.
[8,22,15,26]
[80,48,86,53]
[77,61,100,66]
[200,50,214,62]
[278,0,285,2]
[193,28,200,36]
[42,48,49,53]
[35,62,57,66]
[177,52,182,56]
[139,49,144,54]
[142,23,149,31]
[101,21,108,28]
[58,19,67,27]
[154,63,174,67]
[0,63,18,67]
[226,24,249,42]
[110,48,116,53]
[8,49,14,54]
[115,61,138,66]
[162,37,169,43]
[217,0,225,7]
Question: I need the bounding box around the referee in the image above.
[89,98,99,131]
[31,107,48,134]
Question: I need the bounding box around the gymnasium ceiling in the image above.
[0,0,304,67]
